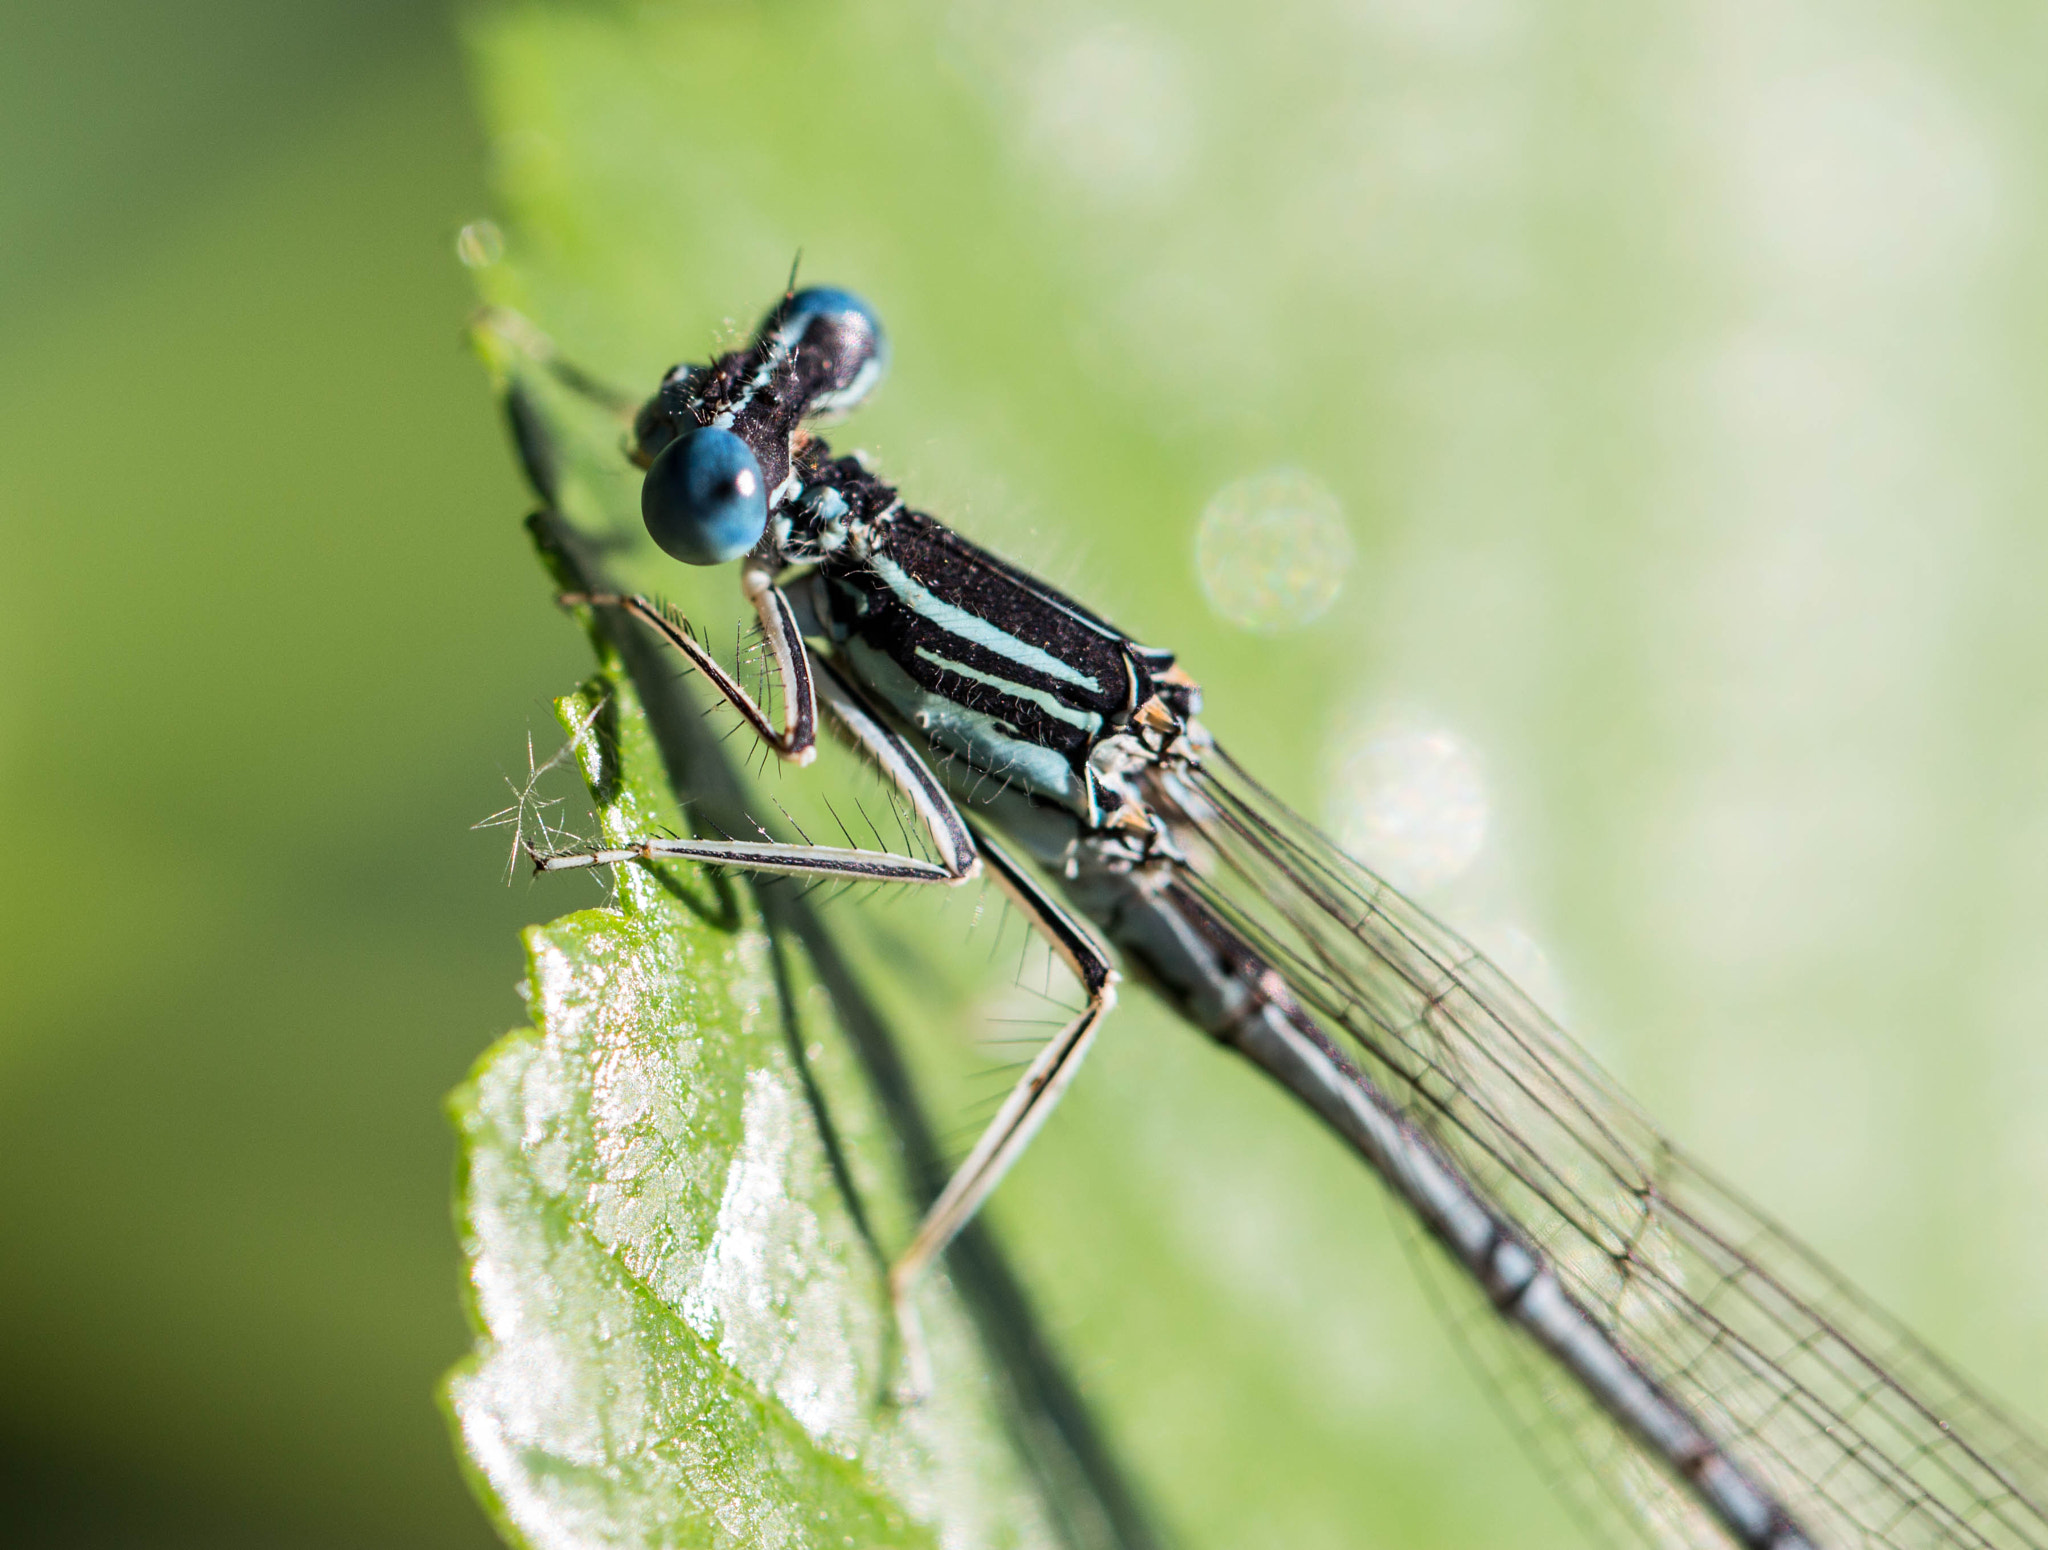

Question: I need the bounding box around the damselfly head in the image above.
[628,286,888,567]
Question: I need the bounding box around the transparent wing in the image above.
[1393,1195,1732,1549]
[1181,745,2048,1549]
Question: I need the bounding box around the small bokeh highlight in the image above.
[1326,722,1489,893]
[456,218,505,269]
[1194,469,1352,633]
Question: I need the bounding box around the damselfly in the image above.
[492,287,2048,1549]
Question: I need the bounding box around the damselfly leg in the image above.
[887,826,1116,1396]
[558,577,820,764]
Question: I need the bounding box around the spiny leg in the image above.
[806,668,1112,1384]
[532,643,972,882]
[886,827,1118,1401]
[561,574,819,764]
[535,834,965,886]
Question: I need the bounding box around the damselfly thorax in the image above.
[785,450,1205,834]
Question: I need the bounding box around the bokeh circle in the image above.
[1194,469,1353,633]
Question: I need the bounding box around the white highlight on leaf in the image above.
[684,1068,865,1444]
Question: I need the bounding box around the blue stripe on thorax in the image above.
[864,552,1105,695]
[843,638,1082,809]
[913,647,1105,735]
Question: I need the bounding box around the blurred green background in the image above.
[6,1,2046,1547]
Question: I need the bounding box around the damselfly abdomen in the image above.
[499,287,2048,1550]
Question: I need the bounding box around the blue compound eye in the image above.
[776,286,889,417]
[640,426,769,566]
